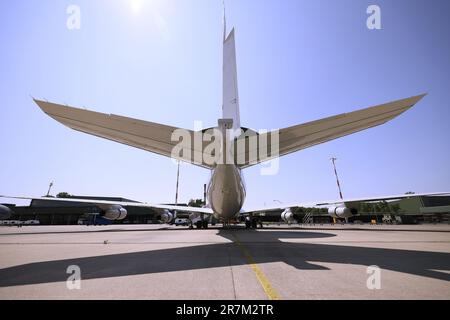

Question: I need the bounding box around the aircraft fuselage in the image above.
[207,164,246,220]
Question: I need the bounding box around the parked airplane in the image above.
[1,11,429,227]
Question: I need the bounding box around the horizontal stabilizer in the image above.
[34,100,215,169]
[236,94,426,168]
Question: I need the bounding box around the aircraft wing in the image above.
[0,195,214,215]
[33,100,214,169]
[237,94,426,168]
[242,191,450,214]
[314,191,450,207]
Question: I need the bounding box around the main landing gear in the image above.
[194,220,209,229]
[245,217,261,229]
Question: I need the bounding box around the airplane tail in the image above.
[222,10,240,131]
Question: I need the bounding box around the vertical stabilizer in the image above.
[223,2,227,42]
[222,7,240,131]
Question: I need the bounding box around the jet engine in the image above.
[161,210,176,224]
[101,205,127,220]
[281,208,295,223]
[328,206,357,219]
[0,205,13,220]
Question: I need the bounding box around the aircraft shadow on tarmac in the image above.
[0,229,449,287]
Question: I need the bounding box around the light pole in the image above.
[46,181,53,197]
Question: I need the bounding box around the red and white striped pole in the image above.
[331,157,344,200]
[330,157,344,224]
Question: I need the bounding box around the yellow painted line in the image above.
[232,233,281,300]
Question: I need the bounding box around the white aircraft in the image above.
[1,11,432,228]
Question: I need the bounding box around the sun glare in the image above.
[131,0,142,13]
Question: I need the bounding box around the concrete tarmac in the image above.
[0,224,449,300]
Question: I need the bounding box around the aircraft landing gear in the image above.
[245,217,260,229]
[195,220,209,229]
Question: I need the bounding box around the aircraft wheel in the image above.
[202,221,208,229]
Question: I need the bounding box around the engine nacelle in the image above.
[0,205,13,220]
[161,210,175,224]
[101,205,127,220]
[281,208,295,223]
[328,206,357,219]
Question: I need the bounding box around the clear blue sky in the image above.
[1,0,449,208]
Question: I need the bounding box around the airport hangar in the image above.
[2,193,450,225]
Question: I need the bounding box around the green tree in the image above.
[390,204,402,214]
[360,203,372,214]
[379,201,391,214]
[56,192,71,198]
[373,203,382,213]
[188,199,205,207]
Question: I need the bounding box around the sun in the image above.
[130,0,142,13]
